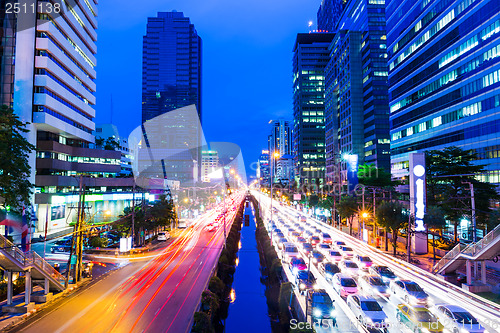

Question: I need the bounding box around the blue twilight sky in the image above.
[94,0,319,179]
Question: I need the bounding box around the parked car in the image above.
[340,260,360,277]
[307,289,336,324]
[396,304,444,333]
[347,295,389,330]
[157,231,170,241]
[332,273,358,298]
[282,243,299,263]
[300,243,313,256]
[311,251,325,265]
[433,304,484,333]
[338,246,354,258]
[318,262,341,281]
[320,233,333,244]
[358,275,390,298]
[290,257,308,272]
[324,250,343,263]
[390,280,429,306]
[294,270,317,295]
[369,265,398,283]
[353,255,373,270]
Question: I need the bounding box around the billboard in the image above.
[51,205,66,221]
[345,154,359,193]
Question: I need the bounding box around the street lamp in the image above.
[361,211,369,242]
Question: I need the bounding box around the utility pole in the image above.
[66,175,83,287]
[373,188,377,247]
[76,188,86,282]
[131,184,135,248]
[463,182,477,243]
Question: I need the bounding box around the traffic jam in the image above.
[265,206,488,333]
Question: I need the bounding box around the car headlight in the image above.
[300,283,306,290]
[330,309,336,317]
[421,328,430,333]
[313,258,317,263]
[313,284,319,290]
[460,329,471,333]
[313,309,322,317]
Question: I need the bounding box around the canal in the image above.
[225,202,272,332]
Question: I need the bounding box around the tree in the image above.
[191,312,214,333]
[424,206,447,261]
[376,201,407,255]
[358,163,393,188]
[95,136,120,151]
[337,195,359,235]
[426,147,499,242]
[0,105,35,215]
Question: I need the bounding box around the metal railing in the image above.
[432,242,466,273]
[0,233,66,287]
[462,223,500,257]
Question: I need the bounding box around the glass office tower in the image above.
[293,33,335,190]
[142,11,202,123]
[387,0,500,183]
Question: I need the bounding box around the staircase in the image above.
[433,223,500,275]
[0,234,66,291]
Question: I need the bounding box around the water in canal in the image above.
[225,203,272,333]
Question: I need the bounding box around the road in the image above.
[15,192,244,333]
[256,191,500,332]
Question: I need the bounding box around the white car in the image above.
[353,254,373,270]
[357,275,390,299]
[433,304,485,333]
[347,295,389,329]
[338,246,354,258]
[324,250,343,263]
[390,280,429,306]
[339,260,360,277]
[282,243,299,263]
[332,273,358,298]
[317,243,331,254]
[157,231,170,241]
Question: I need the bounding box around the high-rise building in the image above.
[324,0,391,185]
[317,0,346,32]
[142,11,202,123]
[0,3,16,107]
[387,0,500,183]
[268,119,292,184]
[95,124,134,177]
[257,150,270,187]
[201,150,219,182]
[293,33,335,190]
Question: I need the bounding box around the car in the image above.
[307,289,336,324]
[333,241,346,249]
[340,260,360,277]
[357,275,390,298]
[396,304,444,333]
[294,270,317,295]
[296,236,307,244]
[320,233,333,244]
[433,304,485,333]
[205,224,216,232]
[338,246,354,258]
[311,251,325,265]
[317,243,331,254]
[304,230,313,238]
[369,265,397,283]
[300,243,313,255]
[318,262,341,281]
[332,273,358,298]
[353,255,373,270]
[390,280,429,306]
[282,243,299,263]
[51,239,71,253]
[310,236,321,246]
[290,231,301,241]
[290,257,308,272]
[324,250,343,263]
[347,295,389,330]
[275,237,287,250]
[157,231,170,241]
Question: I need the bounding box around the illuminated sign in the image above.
[345,154,359,193]
[410,154,426,232]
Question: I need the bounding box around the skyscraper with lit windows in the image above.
[293,33,335,190]
[387,0,500,183]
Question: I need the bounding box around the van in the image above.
[283,242,299,263]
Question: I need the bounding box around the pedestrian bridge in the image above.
[0,233,66,311]
[433,223,500,276]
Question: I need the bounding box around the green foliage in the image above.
[95,136,120,151]
[424,206,447,232]
[486,208,500,233]
[191,311,214,333]
[376,201,407,255]
[337,195,359,235]
[358,163,393,188]
[209,275,225,299]
[278,282,293,326]
[426,147,499,241]
[201,290,219,319]
[89,236,109,248]
[0,105,35,215]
